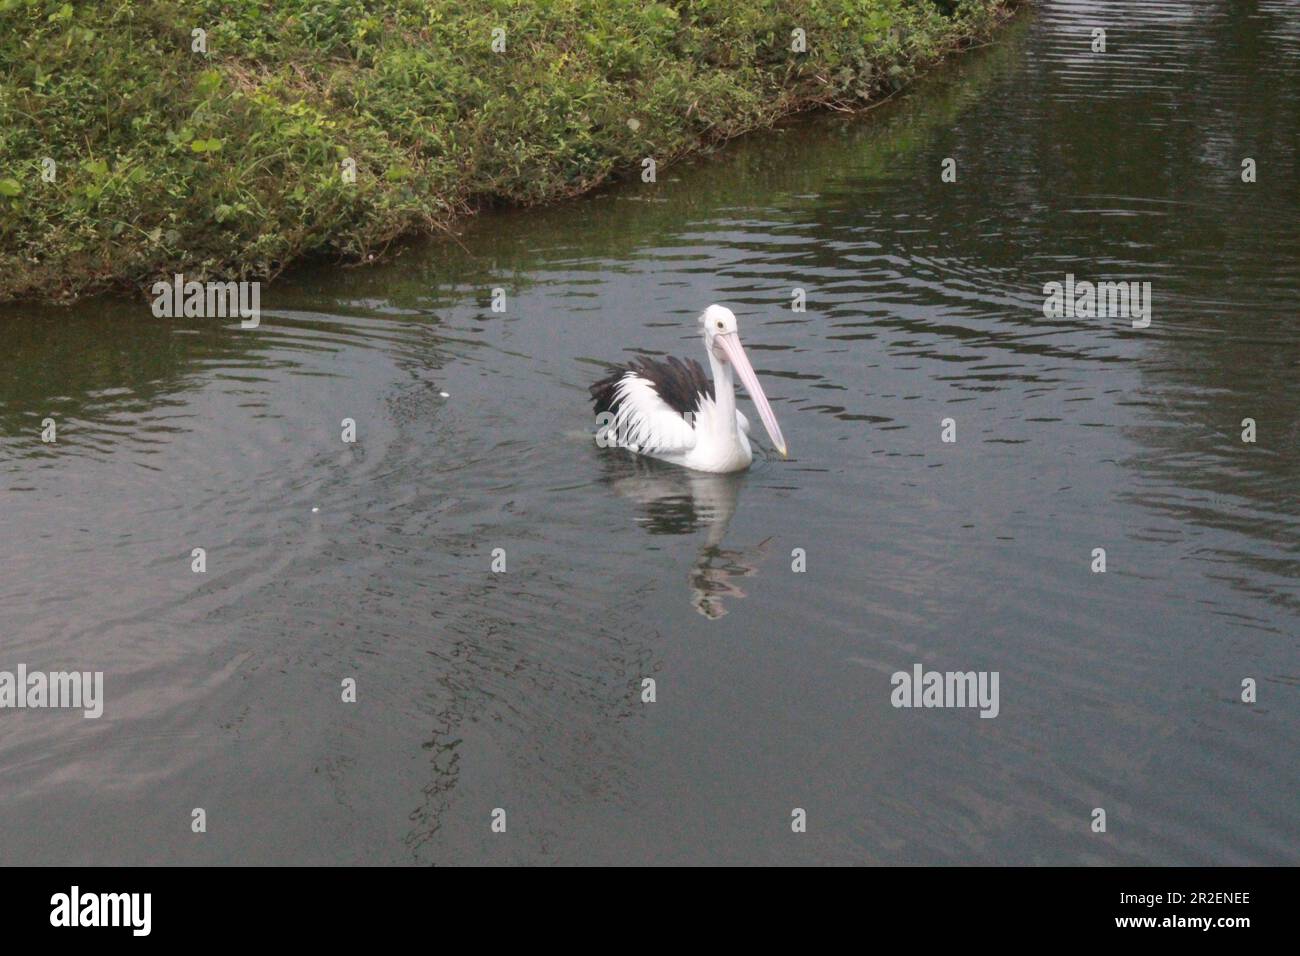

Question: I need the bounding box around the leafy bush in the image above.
[0,0,1013,302]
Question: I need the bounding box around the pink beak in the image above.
[716,333,788,458]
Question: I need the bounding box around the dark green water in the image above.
[1,1,1296,864]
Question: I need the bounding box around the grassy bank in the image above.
[0,0,1014,304]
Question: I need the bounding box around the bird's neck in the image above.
[706,345,737,431]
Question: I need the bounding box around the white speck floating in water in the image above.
[311,507,319,513]
[440,391,449,398]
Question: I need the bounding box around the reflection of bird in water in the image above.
[598,454,772,619]
[687,537,773,620]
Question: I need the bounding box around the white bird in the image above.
[589,305,788,473]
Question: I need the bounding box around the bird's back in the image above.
[589,355,713,417]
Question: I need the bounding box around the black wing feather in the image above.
[589,356,713,417]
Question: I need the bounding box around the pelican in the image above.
[589,305,788,473]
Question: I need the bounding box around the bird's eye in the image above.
[717,321,725,329]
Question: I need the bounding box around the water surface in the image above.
[1,0,1297,864]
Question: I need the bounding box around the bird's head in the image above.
[698,304,787,459]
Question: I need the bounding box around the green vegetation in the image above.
[0,0,1014,303]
